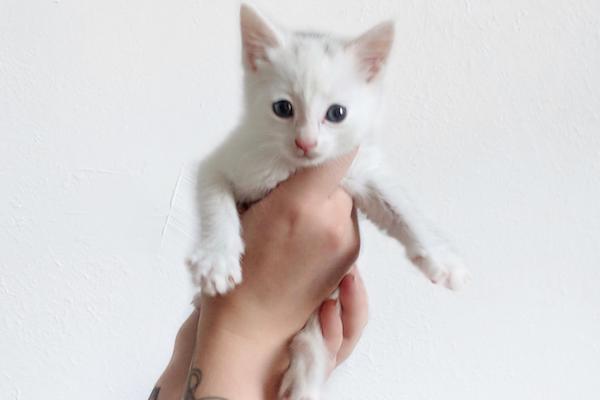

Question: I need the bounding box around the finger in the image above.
[319,299,343,357]
[277,147,358,202]
[340,268,368,338]
[337,268,369,365]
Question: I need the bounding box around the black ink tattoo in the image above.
[148,386,160,400]
[184,368,228,400]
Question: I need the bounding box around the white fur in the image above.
[188,4,470,399]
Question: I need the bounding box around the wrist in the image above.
[201,292,294,343]
[191,301,290,399]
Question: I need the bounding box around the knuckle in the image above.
[324,224,346,252]
[285,202,310,223]
[336,188,354,208]
[322,216,361,260]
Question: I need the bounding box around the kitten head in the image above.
[239,4,394,167]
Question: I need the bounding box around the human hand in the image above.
[184,149,361,399]
[199,148,361,344]
[150,267,368,400]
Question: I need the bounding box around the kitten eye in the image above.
[325,104,347,123]
[272,100,294,119]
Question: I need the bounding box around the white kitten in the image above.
[188,4,470,399]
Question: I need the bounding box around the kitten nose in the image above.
[295,138,317,153]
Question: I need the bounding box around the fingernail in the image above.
[322,299,335,311]
[343,274,355,288]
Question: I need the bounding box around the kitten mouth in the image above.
[288,149,321,165]
[302,152,318,160]
[293,147,319,159]
[297,152,319,161]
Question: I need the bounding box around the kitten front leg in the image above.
[349,175,470,290]
[187,169,244,296]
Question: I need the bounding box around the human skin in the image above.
[151,150,367,400]
[151,269,367,400]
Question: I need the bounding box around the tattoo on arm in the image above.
[148,386,160,400]
[184,368,228,400]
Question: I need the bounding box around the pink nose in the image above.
[295,138,317,153]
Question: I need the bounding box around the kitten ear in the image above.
[240,4,282,71]
[347,21,395,82]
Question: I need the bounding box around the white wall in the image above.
[1,1,599,399]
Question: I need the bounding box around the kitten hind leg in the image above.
[279,312,329,400]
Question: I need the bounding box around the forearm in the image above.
[185,305,289,400]
[150,311,199,400]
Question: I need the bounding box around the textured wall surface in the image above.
[1,1,600,399]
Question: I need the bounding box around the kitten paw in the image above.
[187,249,242,296]
[412,249,471,290]
[279,374,320,400]
[278,326,326,400]
[446,265,471,291]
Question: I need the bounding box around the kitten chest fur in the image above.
[205,128,379,205]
